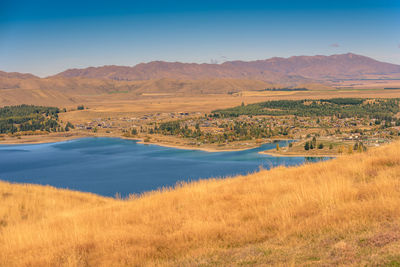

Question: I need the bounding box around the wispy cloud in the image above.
[330,43,340,47]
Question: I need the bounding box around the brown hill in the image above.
[129,78,275,94]
[0,74,274,95]
[55,61,306,84]
[0,74,280,106]
[55,53,400,81]
[0,70,38,80]
[223,53,400,80]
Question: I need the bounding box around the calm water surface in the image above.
[0,138,328,197]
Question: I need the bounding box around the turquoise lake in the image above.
[0,137,328,197]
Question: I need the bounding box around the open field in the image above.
[1,78,399,126]
[332,78,400,90]
[56,88,400,122]
[1,141,400,266]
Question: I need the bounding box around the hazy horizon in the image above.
[1,0,400,77]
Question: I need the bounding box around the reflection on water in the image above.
[305,157,326,162]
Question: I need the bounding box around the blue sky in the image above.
[0,0,399,77]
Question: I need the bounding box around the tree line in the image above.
[212,98,400,120]
[0,105,65,134]
[144,119,290,144]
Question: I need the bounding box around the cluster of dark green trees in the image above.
[150,119,290,144]
[353,142,367,152]
[220,120,288,140]
[303,138,367,153]
[304,137,323,150]
[152,121,202,139]
[0,105,66,134]
[213,98,400,121]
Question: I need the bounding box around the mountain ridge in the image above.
[0,53,399,106]
[53,53,400,81]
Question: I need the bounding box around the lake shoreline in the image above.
[0,132,92,145]
[0,138,326,197]
[0,132,270,152]
[259,149,339,158]
[0,132,338,157]
[133,139,263,152]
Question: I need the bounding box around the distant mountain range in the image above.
[0,53,400,106]
[55,53,400,81]
[0,71,38,80]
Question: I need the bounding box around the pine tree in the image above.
[312,136,317,147]
[304,142,310,151]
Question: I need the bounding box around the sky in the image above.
[0,0,399,77]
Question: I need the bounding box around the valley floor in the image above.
[1,141,400,266]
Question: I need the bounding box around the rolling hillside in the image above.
[1,141,400,266]
[0,76,277,106]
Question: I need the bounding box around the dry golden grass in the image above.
[2,142,400,266]
[55,88,400,126]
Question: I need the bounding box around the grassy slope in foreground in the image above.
[1,143,400,266]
